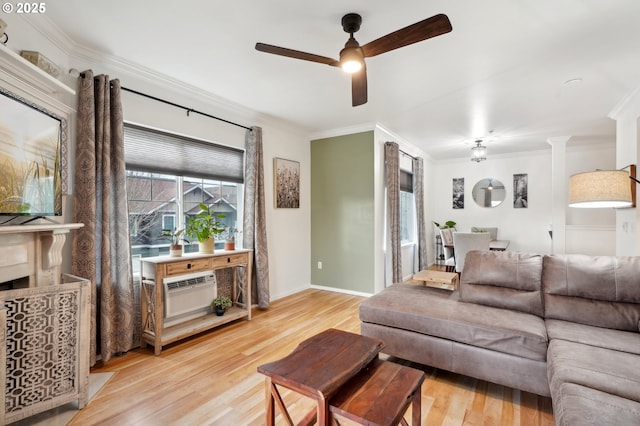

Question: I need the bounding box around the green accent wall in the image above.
[311,131,375,293]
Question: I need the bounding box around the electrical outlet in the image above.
[317,261,323,269]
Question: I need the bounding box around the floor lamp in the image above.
[568,165,638,208]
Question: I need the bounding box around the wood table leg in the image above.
[411,387,421,426]
[265,378,275,426]
[317,399,328,426]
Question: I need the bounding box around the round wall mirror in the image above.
[472,178,506,208]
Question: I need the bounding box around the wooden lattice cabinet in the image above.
[0,274,90,425]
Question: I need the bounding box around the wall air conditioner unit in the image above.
[163,270,216,327]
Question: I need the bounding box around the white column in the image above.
[609,87,640,255]
[548,137,571,254]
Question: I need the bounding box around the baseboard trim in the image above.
[310,284,373,298]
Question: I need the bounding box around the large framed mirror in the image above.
[472,178,506,208]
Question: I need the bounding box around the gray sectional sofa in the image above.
[359,250,640,425]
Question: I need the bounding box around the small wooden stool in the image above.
[329,359,425,426]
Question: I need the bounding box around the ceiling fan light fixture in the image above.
[255,12,452,105]
[340,46,363,74]
[471,140,487,162]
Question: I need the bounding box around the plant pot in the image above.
[224,240,235,251]
[198,238,214,254]
[169,244,183,257]
[214,306,226,316]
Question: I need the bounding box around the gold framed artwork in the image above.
[274,157,300,208]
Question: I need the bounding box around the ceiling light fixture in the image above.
[568,165,638,208]
[339,39,364,74]
[471,139,487,162]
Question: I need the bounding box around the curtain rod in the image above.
[400,149,416,160]
[79,73,252,132]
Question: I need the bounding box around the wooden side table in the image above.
[257,329,384,425]
[330,358,425,426]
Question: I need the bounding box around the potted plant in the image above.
[160,228,189,257]
[224,227,241,251]
[433,220,457,229]
[211,295,233,316]
[185,202,226,254]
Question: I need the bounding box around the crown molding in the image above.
[21,16,324,139]
[72,45,251,113]
[309,122,376,141]
[21,14,77,57]
[69,45,312,136]
[609,85,640,120]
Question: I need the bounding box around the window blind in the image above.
[123,123,244,183]
[400,170,413,193]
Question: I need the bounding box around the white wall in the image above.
[8,15,311,302]
[565,142,617,255]
[432,149,553,255]
[431,142,618,257]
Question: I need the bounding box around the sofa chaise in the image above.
[359,250,640,425]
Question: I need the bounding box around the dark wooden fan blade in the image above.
[352,66,367,107]
[361,14,452,58]
[255,42,340,66]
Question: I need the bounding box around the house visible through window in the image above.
[162,214,175,232]
[124,124,244,258]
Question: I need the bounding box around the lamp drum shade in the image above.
[568,170,632,208]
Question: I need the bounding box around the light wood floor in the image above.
[70,288,554,426]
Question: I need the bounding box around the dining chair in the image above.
[471,226,498,241]
[439,227,456,272]
[452,232,491,274]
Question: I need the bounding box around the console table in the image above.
[140,249,252,355]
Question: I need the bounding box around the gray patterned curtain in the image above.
[71,71,135,366]
[385,142,402,283]
[413,157,428,271]
[243,126,270,308]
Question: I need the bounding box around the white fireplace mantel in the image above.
[0,223,84,287]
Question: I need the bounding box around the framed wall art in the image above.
[513,173,528,208]
[274,157,300,208]
[452,177,464,209]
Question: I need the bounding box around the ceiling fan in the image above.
[255,12,452,107]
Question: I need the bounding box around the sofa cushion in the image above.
[547,339,640,404]
[459,251,544,317]
[546,319,640,355]
[543,255,640,331]
[359,284,548,361]
[552,382,640,426]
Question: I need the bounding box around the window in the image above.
[162,215,175,231]
[399,155,415,244]
[399,190,415,243]
[124,124,244,258]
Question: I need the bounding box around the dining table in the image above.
[443,239,510,252]
[489,240,510,251]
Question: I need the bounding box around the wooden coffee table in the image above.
[257,328,384,425]
[258,328,425,425]
[413,269,459,291]
[330,358,424,426]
